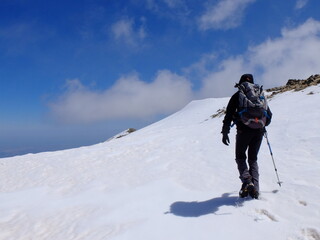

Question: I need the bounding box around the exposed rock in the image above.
[115,128,137,139]
[266,74,320,98]
[106,128,137,141]
[211,107,226,118]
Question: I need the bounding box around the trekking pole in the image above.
[264,130,282,187]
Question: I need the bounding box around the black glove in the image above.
[222,133,230,146]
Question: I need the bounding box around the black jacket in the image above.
[221,91,272,134]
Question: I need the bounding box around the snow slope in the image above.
[0,85,320,240]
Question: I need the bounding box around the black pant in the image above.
[235,130,263,192]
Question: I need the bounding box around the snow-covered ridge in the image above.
[0,83,319,240]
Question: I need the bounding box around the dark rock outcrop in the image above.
[266,74,320,97]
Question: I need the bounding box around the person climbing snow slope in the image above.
[221,73,272,199]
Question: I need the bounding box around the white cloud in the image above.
[198,57,247,98]
[50,19,320,123]
[49,71,193,124]
[295,0,309,9]
[199,0,256,30]
[183,53,217,77]
[111,18,146,47]
[248,18,320,87]
[196,18,320,97]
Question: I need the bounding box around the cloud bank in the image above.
[49,19,320,124]
[49,71,193,123]
[199,18,320,97]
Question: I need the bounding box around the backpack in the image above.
[237,82,269,129]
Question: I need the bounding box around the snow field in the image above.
[0,85,319,240]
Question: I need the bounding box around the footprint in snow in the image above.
[298,200,307,206]
[301,228,320,240]
[254,209,278,222]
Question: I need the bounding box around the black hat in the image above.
[239,74,254,84]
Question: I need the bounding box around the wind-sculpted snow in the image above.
[0,85,319,240]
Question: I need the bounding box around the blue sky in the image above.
[1,0,320,157]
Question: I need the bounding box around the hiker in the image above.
[221,74,272,199]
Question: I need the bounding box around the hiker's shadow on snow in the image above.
[167,193,242,217]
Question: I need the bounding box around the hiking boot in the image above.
[239,183,248,198]
[249,188,260,199]
[239,182,254,198]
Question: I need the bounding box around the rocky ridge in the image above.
[266,74,320,97]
